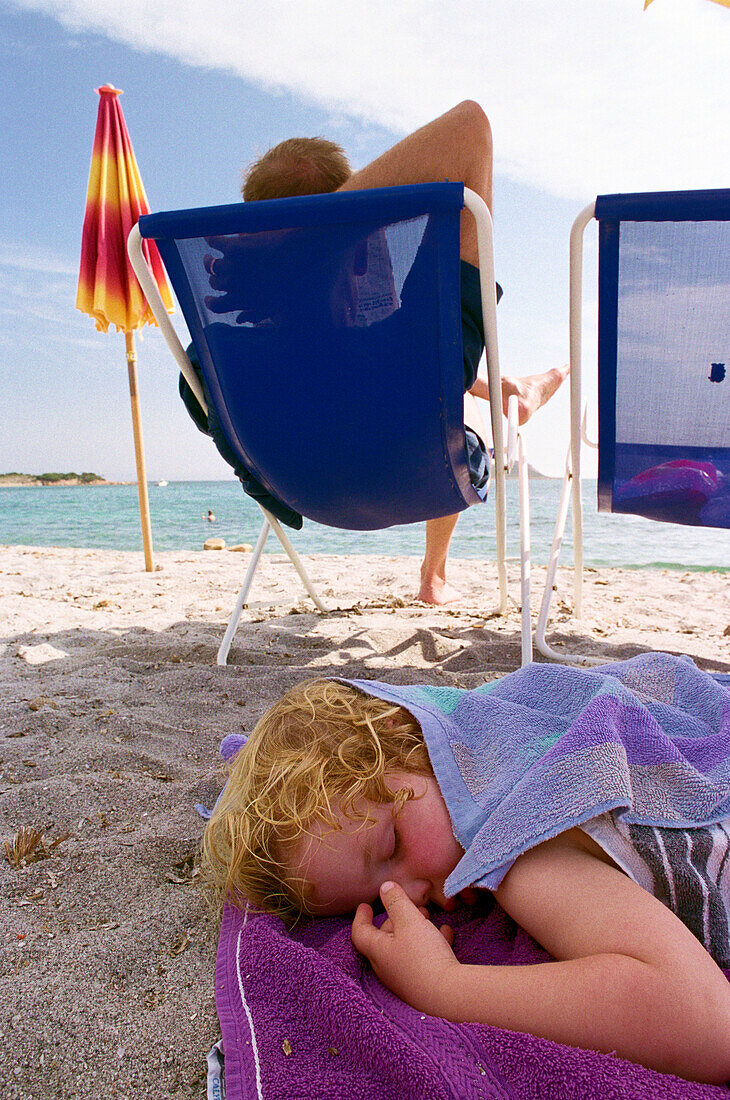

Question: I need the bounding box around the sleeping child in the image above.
[201,651,730,1085]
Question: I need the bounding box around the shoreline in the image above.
[0,478,238,487]
[2,545,729,1096]
[2,482,727,574]
[0,541,728,574]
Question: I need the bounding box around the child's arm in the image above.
[351,831,730,1084]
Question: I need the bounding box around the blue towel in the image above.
[344,652,730,895]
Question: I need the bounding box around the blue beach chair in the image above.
[128,183,532,665]
[535,188,730,663]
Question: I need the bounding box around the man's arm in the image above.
[351,833,730,1084]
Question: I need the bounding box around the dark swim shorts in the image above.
[180,263,502,523]
[460,260,502,391]
[461,261,502,493]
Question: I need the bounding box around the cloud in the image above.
[0,246,106,346]
[0,241,78,276]
[8,0,730,199]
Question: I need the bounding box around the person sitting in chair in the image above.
[241,103,568,604]
[186,103,568,603]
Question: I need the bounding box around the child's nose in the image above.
[396,876,430,908]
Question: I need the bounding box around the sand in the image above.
[1,544,728,1098]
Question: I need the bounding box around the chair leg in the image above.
[534,463,572,662]
[216,507,329,666]
[488,449,509,616]
[534,455,601,666]
[263,510,328,613]
[217,517,271,666]
[517,434,533,666]
[571,458,584,621]
[466,189,509,618]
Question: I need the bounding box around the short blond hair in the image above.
[200,679,431,925]
[242,136,351,202]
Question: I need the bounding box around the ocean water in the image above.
[1,479,727,571]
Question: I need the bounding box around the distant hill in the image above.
[0,471,108,487]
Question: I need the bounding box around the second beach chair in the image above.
[535,187,730,663]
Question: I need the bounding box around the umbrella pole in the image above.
[125,332,155,572]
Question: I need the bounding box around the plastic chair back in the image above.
[596,189,730,529]
[139,183,482,530]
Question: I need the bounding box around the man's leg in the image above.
[418,514,461,605]
[340,102,568,605]
[340,102,493,605]
[470,365,571,425]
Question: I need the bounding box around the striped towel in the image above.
[581,814,730,966]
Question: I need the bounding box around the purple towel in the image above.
[215,895,730,1099]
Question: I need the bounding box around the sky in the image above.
[1,0,728,481]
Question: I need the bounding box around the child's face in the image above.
[288,772,464,916]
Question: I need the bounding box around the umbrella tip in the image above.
[96,84,123,96]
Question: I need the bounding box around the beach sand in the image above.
[1,544,729,1098]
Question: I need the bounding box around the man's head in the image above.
[242,136,351,202]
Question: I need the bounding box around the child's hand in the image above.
[351,881,459,1016]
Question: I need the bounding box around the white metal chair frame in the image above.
[534,200,614,665]
[128,189,533,666]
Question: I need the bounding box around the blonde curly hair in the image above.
[200,679,431,925]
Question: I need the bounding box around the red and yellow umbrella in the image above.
[76,84,173,571]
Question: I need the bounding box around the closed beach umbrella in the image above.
[76,84,174,572]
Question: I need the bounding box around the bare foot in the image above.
[501,364,570,424]
[418,576,463,605]
[468,364,569,425]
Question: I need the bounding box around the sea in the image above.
[1,479,727,572]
